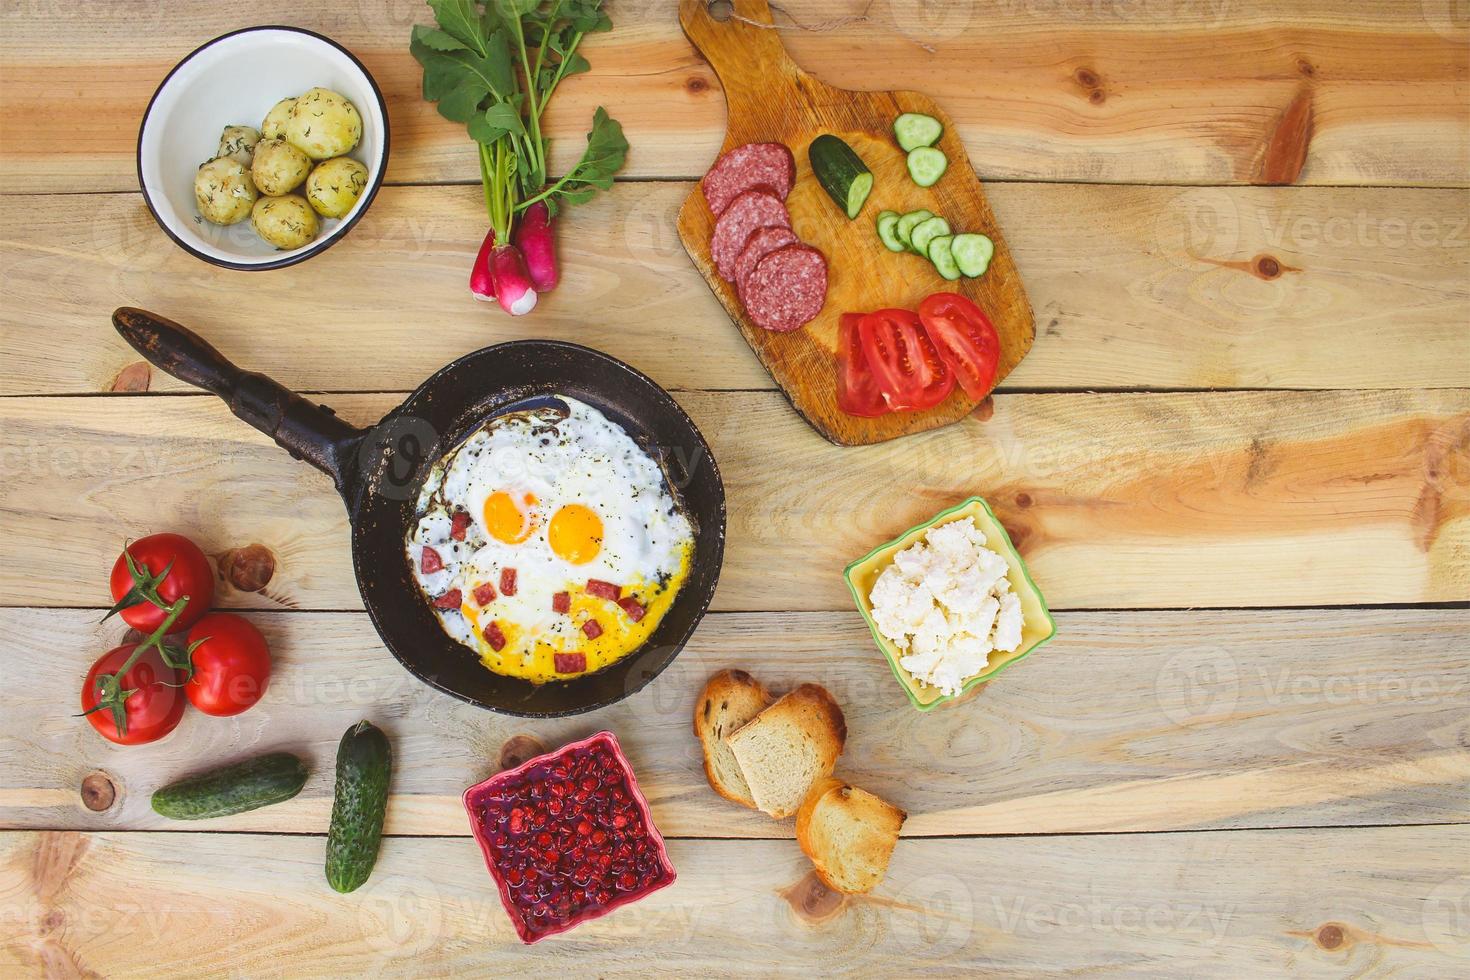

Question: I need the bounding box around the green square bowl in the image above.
[843,497,1056,711]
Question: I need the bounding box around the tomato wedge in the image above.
[836,313,888,417]
[917,292,1001,401]
[857,309,955,411]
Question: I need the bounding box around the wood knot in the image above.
[218,544,275,593]
[1073,67,1106,104]
[1015,492,1033,509]
[110,362,152,393]
[779,870,846,924]
[1258,87,1314,185]
[499,734,547,772]
[685,75,709,95]
[1253,254,1283,280]
[1315,923,1345,950]
[80,772,117,812]
[40,909,65,934]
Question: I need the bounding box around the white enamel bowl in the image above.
[137,26,389,271]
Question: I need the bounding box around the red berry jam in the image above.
[463,732,676,943]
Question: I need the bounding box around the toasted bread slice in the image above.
[796,778,906,894]
[694,669,772,808]
[725,683,846,819]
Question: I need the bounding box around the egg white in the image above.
[406,397,695,677]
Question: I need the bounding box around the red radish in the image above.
[470,229,497,302]
[514,201,558,292]
[491,245,538,316]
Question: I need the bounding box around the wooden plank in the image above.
[2,184,1468,397]
[1,2,1466,193]
[3,826,1466,975]
[0,389,1464,611]
[2,608,1465,837]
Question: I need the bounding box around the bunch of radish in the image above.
[470,201,558,316]
[411,2,629,318]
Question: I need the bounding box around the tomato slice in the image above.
[917,292,1001,401]
[836,313,888,417]
[858,309,955,411]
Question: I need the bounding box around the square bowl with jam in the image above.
[463,731,676,943]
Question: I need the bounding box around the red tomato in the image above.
[82,644,187,745]
[185,613,272,716]
[109,533,215,635]
[918,292,1001,401]
[836,313,888,417]
[858,309,955,411]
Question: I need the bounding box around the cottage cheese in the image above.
[867,517,1024,697]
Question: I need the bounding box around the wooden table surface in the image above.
[2,2,1467,976]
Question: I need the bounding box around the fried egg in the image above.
[406,397,695,684]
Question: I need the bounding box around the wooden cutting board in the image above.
[676,0,1035,446]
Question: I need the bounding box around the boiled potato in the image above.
[251,138,311,196]
[251,194,318,249]
[217,125,260,166]
[285,87,362,160]
[261,97,296,140]
[304,157,369,218]
[194,157,257,225]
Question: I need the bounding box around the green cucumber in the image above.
[152,752,308,820]
[951,233,995,277]
[325,720,392,893]
[894,209,933,252]
[809,135,873,219]
[876,210,905,252]
[906,146,948,187]
[928,235,963,281]
[893,112,943,152]
[909,215,951,258]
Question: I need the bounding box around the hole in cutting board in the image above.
[708,1,733,22]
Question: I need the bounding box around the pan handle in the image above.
[113,307,364,492]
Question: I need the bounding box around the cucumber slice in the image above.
[908,215,951,258]
[928,235,963,281]
[809,135,873,219]
[951,233,995,277]
[893,112,943,152]
[894,209,933,251]
[876,210,905,252]
[906,146,948,187]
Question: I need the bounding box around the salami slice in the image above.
[710,188,791,280]
[741,244,828,333]
[701,142,795,216]
[734,225,799,292]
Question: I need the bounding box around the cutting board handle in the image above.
[679,0,802,108]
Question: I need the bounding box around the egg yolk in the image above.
[547,504,603,564]
[484,491,538,544]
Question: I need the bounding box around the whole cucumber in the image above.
[325,719,392,893]
[152,752,308,820]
